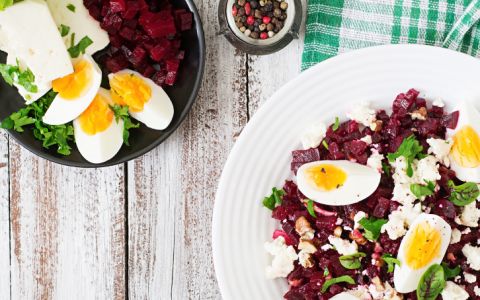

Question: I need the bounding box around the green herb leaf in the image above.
[323,268,329,276]
[448,180,479,206]
[339,252,366,270]
[0,0,13,11]
[417,264,445,300]
[332,117,340,131]
[110,104,140,146]
[359,217,388,241]
[66,3,75,12]
[321,275,355,293]
[387,135,424,177]
[322,140,329,150]
[0,60,37,92]
[410,180,435,199]
[68,36,93,58]
[441,262,461,280]
[306,200,316,218]
[382,162,391,176]
[261,187,285,210]
[382,254,401,273]
[59,24,70,37]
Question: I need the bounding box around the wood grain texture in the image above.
[9,141,125,300]
[0,132,9,300]
[127,0,248,298]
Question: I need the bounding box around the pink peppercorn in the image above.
[260,32,268,39]
[232,5,238,16]
[263,16,271,24]
[244,2,251,15]
[246,15,255,25]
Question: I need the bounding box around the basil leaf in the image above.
[382,254,401,273]
[410,180,435,199]
[448,180,479,206]
[417,264,445,300]
[332,117,340,131]
[387,135,424,177]
[306,200,316,218]
[359,217,388,241]
[261,187,285,210]
[68,36,93,58]
[321,275,355,293]
[339,252,366,270]
[441,262,461,279]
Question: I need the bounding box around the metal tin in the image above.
[218,0,302,55]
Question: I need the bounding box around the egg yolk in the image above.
[110,73,152,113]
[52,59,93,100]
[451,125,480,168]
[306,164,347,191]
[404,221,441,270]
[78,93,114,135]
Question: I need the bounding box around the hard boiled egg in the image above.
[447,101,480,182]
[330,292,361,300]
[394,213,451,293]
[73,88,123,164]
[296,160,381,205]
[43,54,102,125]
[108,70,174,130]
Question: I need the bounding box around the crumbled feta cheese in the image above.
[368,279,401,300]
[320,244,333,251]
[367,149,384,172]
[455,202,480,227]
[450,228,462,244]
[462,227,472,234]
[463,244,480,271]
[328,235,358,255]
[381,203,422,240]
[411,111,426,120]
[416,156,441,182]
[300,122,327,149]
[433,98,445,107]
[475,286,480,297]
[360,135,373,145]
[344,226,353,232]
[464,272,476,283]
[354,211,367,229]
[441,281,469,300]
[330,287,372,300]
[347,102,377,128]
[427,138,452,167]
[336,218,343,225]
[264,236,298,278]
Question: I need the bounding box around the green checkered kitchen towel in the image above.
[302,0,480,70]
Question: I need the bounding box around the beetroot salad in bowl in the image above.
[262,88,480,300]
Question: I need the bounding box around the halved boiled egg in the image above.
[73,88,123,164]
[394,213,451,293]
[108,70,174,130]
[43,54,102,125]
[447,101,480,182]
[296,160,381,205]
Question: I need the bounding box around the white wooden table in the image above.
[0,0,305,298]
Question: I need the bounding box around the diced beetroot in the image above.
[149,39,171,61]
[87,5,101,20]
[442,110,459,129]
[101,12,123,33]
[141,65,155,78]
[177,50,185,60]
[109,0,126,13]
[123,18,138,29]
[177,11,193,31]
[432,199,456,220]
[119,26,136,40]
[105,54,129,73]
[152,71,167,86]
[166,59,180,72]
[416,118,440,136]
[416,97,426,108]
[328,142,345,160]
[128,46,147,67]
[373,197,391,218]
[108,33,123,48]
[272,230,295,245]
[165,71,177,86]
[315,215,337,231]
[292,148,321,163]
[122,1,140,19]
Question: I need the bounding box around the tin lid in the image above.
[218,0,302,55]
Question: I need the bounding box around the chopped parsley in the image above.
[448,180,479,206]
[66,3,75,12]
[322,140,329,150]
[382,254,401,272]
[110,104,140,146]
[387,135,426,177]
[262,187,285,210]
[332,117,340,131]
[68,36,93,58]
[0,90,74,155]
[306,200,316,218]
[0,59,38,93]
[358,217,388,241]
[410,180,435,199]
[59,24,70,37]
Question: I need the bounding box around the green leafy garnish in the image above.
[59,24,70,37]
[448,180,479,206]
[68,36,93,58]
[339,252,366,270]
[358,217,388,241]
[417,264,445,300]
[332,117,340,131]
[441,262,461,279]
[382,162,391,176]
[306,200,316,218]
[110,104,140,146]
[261,187,285,210]
[0,60,38,93]
[66,3,75,12]
[322,140,329,150]
[0,91,74,155]
[382,254,401,273]
[323,267,329,276]
[410,180,435,199]
[0,0,20,11]
[387,135,425,177]
[321,275,355,293]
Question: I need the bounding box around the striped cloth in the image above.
[302,0,480,70]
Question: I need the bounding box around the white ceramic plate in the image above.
[212,44,480,300]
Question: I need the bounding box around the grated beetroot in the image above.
[84,0,193,87]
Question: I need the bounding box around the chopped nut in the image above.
[371,120,383,132]
[349,229,367,245]
[295,216,314,239]
[298,240,317,253]
[372,276,384,291]
[298,251,314,268]
[333,226,343,237]
[411,107,427,120]
[447,252,456,262]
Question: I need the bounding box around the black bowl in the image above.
[0,0,205,168]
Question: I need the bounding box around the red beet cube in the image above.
[149,40,171,61]
[119,26,136,40]
[108,33,123,48]
[101,12,123,33]
[141,65,155,78]
[165,71,177,86]
[122,1,140,19]
[129,46,147,67]
[139,11,177,38]
[109,0,126,13]
[152,71,167,86]
[178,12,192,31]
[105,54,129,73]
[87,5,101,20]
[176,50,185,60]
[166,59,180,72]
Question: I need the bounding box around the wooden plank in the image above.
[9,141,125,299]
[127,0,248,298]
[0,132,10,300]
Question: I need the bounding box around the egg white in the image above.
[446,101,480,182]
[42,54,102,125]
[73,88,123,164]
[108,69,174,130]
[330,292,361,300]
[296,160,381,206]
[393,213,451,293]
